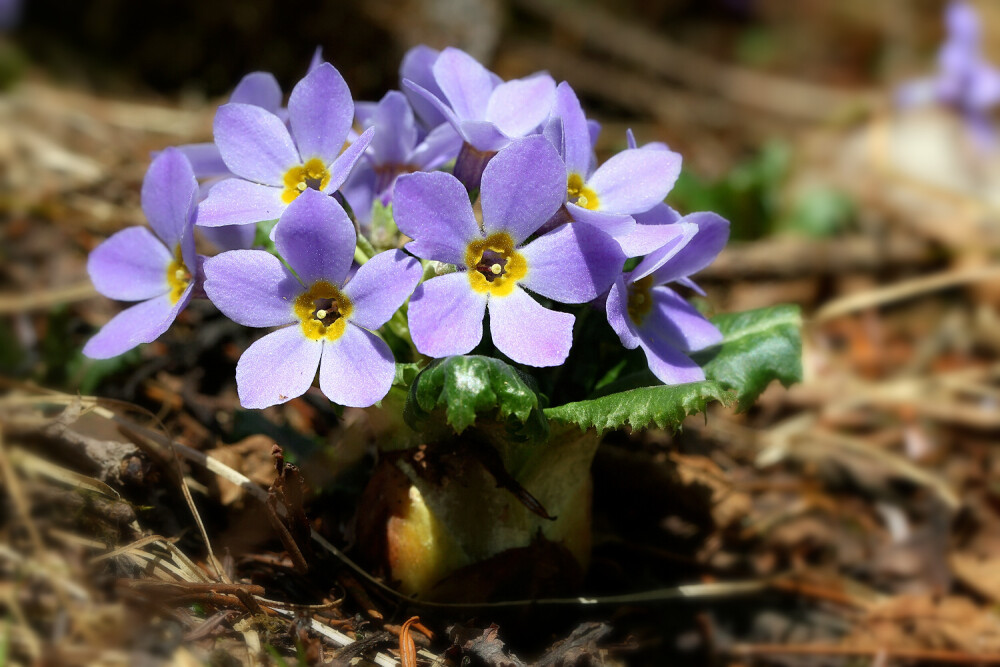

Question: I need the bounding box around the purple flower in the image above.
[341,90,462,227]
[606,212,730,384]
[898,1,1000,147]
[195,62,375,229]
[84,149,200,359]
[394,136,625,367]
[203,189,422,408]
[400,45,450,130]
[548,82,683,253]
[403,47,556,189]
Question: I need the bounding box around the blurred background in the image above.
[3,0,1000,664]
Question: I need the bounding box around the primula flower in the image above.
[898,1,1000,147]
[84,149,200,359]
[395,136,624,367]
[606,212,730,384]
[341,90,462,227]
[403,47,556,189]
[196,62,375,229]
[203,189,421,408]
[547,82,683,253]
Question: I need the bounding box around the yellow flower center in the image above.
[294,280,353,341]
[464,232,528,297]
[166,245,191,304]
[282,158,332,204]
[627,276,654,325]
[566,173,600,211]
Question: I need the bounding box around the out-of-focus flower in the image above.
[898,1,1000,147]
[395,136,623,367]
[606,212,729,384]
[203,189,422,408]
[196,63,374,229]
[84,149,200,359]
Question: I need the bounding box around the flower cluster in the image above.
[898,1,1000,148]
[84,46,730,408]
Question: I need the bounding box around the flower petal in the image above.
[230,71,283,112]
[288,62,354,165]
[173,143,230,180]
[214,103,299,186]
[274,189,356,287]
[203,250,300,327]
[88,227,170,302]
[409,122,463,170]
[401,79,462,132]
[401,45,448,128]
[394,171,480,265]
[142,147,197,251]
[370,90,417,166]
[433,47,494,121]
[235,326,322,409]
[638,338,705,385]
[552,81,591,176]
[195,178,285,227]
[408,272,486,357]
[83,291,189,360]
[649,212,730,285]
[606,276,640,349]
[457,120,510,152]
[197,223,257,252]
[587,147,683,214]
[340,160,376,227]
[566,205,636,241]
[617,202,683,257]
[638,286,722,353]
[318,324,395,407]
[342,250,422,330]
[324,126,375,193]
[519,222,624,303]
[485,74,556,138]
[480,136,565,244]
[488,286,573,367]
[630,222,698,282]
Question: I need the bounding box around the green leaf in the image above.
[545,381,733,433]
[393,361,423,388]
[695,304,802,410]
[404,355,547,439]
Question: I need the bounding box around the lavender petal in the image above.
[230,71,283,113]
[195,178,285,228]
[141,147,197,253]
[88,227,171,302]
[606,276,640,350]
[488,286,574,367]
[394,171,481,265]
[638,286,723,353]
[82,291,189,360]
[433,47,494,121]
[288,62,354,165]
[649,212,730,286]
[325,126,375,193]
[203,250,300,327]
[485,74,556,138]
[214,103,299,186]
[587,147,683,214]
[318,324,395,407]
[408,272,486,357]
[552,81,591,176]
[518,222,624,303]
[342,250,422,330]
[480,136,565,244]
[274,189,355,287]
[235,326,322,409]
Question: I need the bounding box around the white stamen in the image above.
[315,309,328,320]
[174,269,187,281]
[490,263,502,275]
[577,195,588,207]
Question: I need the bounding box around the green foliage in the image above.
[545,305,802,432]
[694,304,803,410]
[404,355,547,440]
[545,381,733,433]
